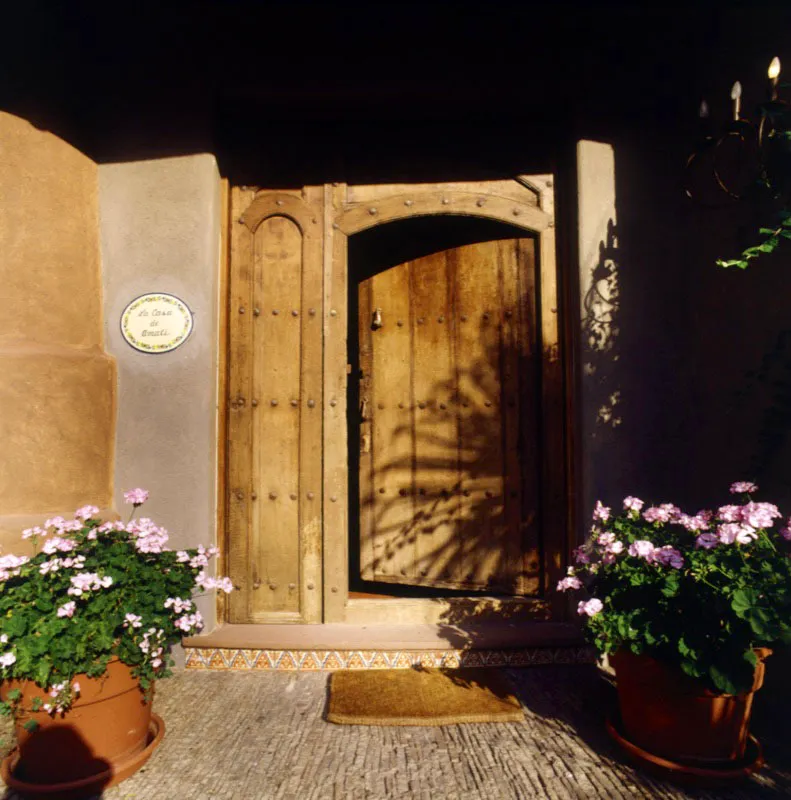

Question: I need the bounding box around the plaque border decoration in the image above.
[120,293,194,354]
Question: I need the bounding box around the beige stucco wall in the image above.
[98,155,221,633]
[0,112,115,550]
[575,140,620,539]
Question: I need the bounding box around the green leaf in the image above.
[5,615,28,637]
[661,573,680,597]
[709,664,740,695]
[22,720,39,733]
[716,259,749,269]
[745,606,773,637]
[34,659,51,689]
[680,659,703,679]
[731,588,757,616]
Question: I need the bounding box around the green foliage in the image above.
[0,502,230,720]
[717,211,791,269]
[565,493,791,694]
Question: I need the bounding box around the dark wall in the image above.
[5,2,791,513]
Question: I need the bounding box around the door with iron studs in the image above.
[357,236,542,595]
[225,178,565,626]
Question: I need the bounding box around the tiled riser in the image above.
[184,647,595,671]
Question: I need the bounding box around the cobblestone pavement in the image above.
[3,665,790,799]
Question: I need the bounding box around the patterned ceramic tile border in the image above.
[184,646,596,671]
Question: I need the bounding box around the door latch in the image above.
[371,308,383,330]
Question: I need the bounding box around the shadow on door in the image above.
[347,215,542,599]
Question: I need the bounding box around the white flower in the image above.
[0,652,16,667]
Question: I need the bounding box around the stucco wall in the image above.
[0,112,115,550]
[99,155,221,631]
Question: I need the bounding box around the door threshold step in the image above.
[182,623,592,671]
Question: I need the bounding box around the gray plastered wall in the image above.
[99,154,222,643]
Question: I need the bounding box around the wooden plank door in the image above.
[358,236,540,595]
[226,187,324,623]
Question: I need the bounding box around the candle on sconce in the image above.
[698,99,713,138]
[768,56,781,100]
[731,81,742,120]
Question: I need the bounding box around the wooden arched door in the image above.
[224,177,566,626]
[356,233,540,595]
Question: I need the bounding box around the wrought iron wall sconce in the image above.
[686,57,791,268]
[686,57,791,206]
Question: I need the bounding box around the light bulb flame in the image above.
[769,57,781,80]
[731,81,743,100]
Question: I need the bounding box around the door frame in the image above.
[222,177,571,626]
[323,178,566,624]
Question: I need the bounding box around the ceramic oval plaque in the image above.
[121,293,194,354]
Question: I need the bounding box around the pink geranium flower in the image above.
[577,598,603,617]
[557,575,582,592]
[42,537,77,555]
[592,501,611,522]
[56,601,76,618]
[628,540,655,559]
[677,513,710,532]
[642,506,672,524]
[623,496,644,513]
[74,505,100,521]
[740,502,781,529]
[573,548,591,564]
[652,546,684,569]
[730,481,758,494]
[718,523,758,545]
[695,533,719,549]
[123,488,149,506]
[717,505,742,522]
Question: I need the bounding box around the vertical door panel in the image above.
[251,216,302,617]
[454,241,506,591]
[227,188,256,623]
[411,252,459,586]
[227,189,323,624]
[359,266,415,581]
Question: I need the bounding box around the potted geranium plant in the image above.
[558,482,791,783]
[0,488,232,797]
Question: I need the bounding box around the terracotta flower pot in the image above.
[0,659,161,788]
[611,649,771,765]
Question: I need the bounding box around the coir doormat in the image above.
[326,667,524,726]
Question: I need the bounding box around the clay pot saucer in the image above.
[1,712,165,799]
[606,714,763,789]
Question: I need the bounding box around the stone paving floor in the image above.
[3,665,790,799]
